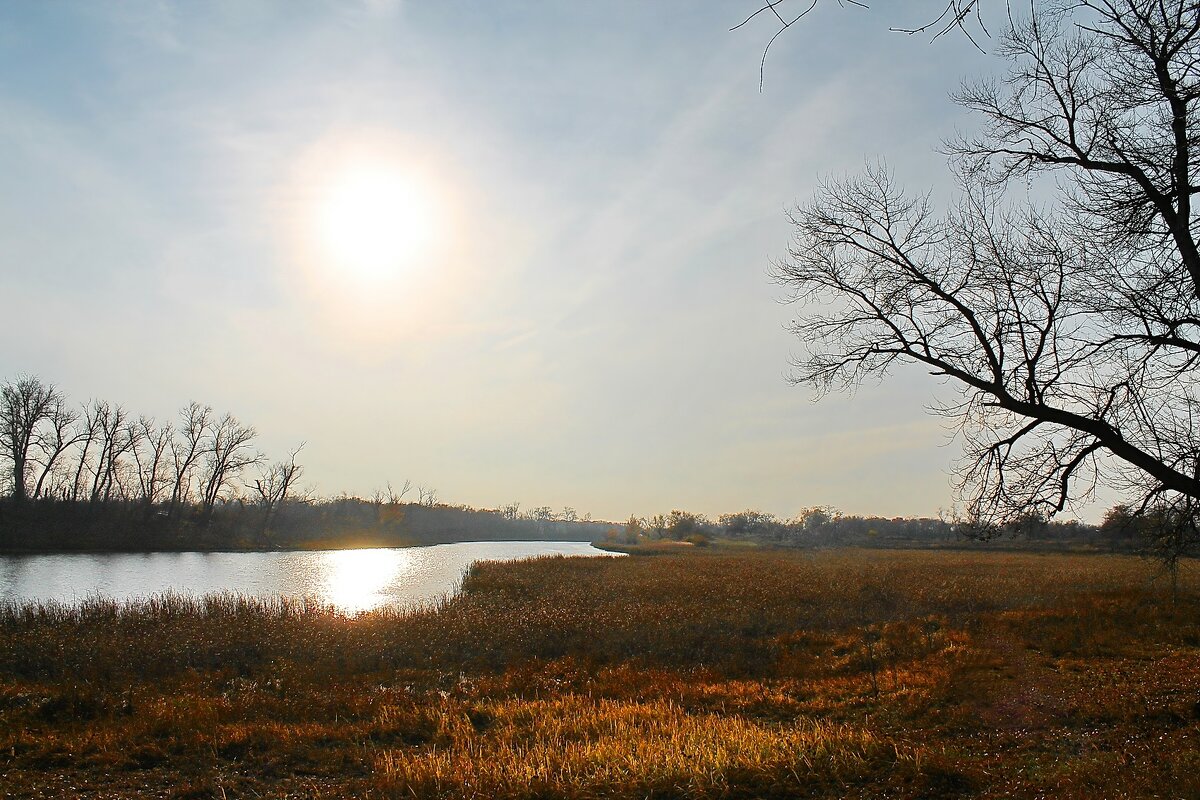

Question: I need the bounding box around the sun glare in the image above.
[283,132,466,340]
[321,548,413,614]
[315,163,436,284]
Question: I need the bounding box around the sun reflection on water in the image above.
[321,548,412,614]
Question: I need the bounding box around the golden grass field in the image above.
[1,548,1198,798]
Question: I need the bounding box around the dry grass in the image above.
[376,695,905,799]
[1,549,1198,798]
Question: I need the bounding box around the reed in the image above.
[1,549,1197,798]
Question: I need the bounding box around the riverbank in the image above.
[3,549,1198,798]
[0,496,606,555]
[591,536,1131,556]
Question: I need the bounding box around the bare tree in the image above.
[131,416,173,511]
[386,479,412,503]
[529,505,556,535]
[734,0,993,89]
[0,376,63,502]
[417,485,438,507]
[169,402,212,519]
[69,401,100,502]
[199,413,259,519]
[250,444,304,546]
[85,401,134,504]
[529,506,556,522]
[775,1,1200,532]
[30,391,81,500]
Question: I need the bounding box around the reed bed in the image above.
[1,549,1197,798]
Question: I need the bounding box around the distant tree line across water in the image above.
[608,506,1159,557]
[0,374,1180,561]
[0,375,607,553]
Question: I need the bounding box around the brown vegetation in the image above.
[1,549,1198,798]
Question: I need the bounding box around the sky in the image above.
[0,1,1007,522]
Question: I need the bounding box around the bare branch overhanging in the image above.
[775,0,1200,530]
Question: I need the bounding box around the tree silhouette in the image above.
[0,376,64,503]
[776,1,1200,534]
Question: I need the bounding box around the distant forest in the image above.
[603,507,1149,554]
[0,374,1163,556]
[0,375,607,552]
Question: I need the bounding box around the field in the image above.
[1,549,1198,798]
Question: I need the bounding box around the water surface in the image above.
[0,541,615,613]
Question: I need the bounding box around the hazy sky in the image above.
[0,1,1004,522]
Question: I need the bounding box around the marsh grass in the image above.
[1,549,1198,798]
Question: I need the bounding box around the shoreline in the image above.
[0,536,602,557]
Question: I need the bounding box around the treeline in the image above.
[0,375,289,514]
[0,375,605,552]
[606,507,1147,554]
[0,494,610,553]
[7,373,1185,559]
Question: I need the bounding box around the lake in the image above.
[0,541,617,614]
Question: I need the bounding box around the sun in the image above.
[283,132,463,338]
[315,163,436,283]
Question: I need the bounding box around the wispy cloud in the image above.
[0,1,997,519]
